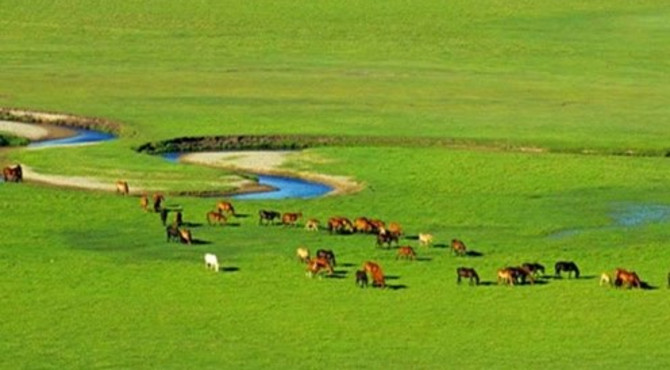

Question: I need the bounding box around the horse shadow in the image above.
[233,213,251,218]
[385,275,401,281]
[477,281,495,286]
[190,239,211,245]
[405,235,419,240]
[220,266,240,273]
[415,257,433,262]
[640,282,658,290]
[182,222,203,228]
[340,263,356,268]
[464,250,484,257]
[433,243,448,249]
[386,284,408,290]
[326,270,348,279]
[225,222,242,227]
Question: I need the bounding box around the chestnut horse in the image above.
[2,164,22,182]
[179,228,192,245]
[451,239,467,256]
[216,201,236,216]
[306,257,334,277]
[139,193,149,211]
[152,193,165,213]
[497,268,515,286]
[363,261,385,288]
[282,212,302,227]
[615,268,641,289]
[327,217,354,234]
[396,246,416,260]
[456,267,480,285]
[207,210,227,226]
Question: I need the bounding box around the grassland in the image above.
[2,1,670,369]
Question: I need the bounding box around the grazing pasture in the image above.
[2,0,670,368]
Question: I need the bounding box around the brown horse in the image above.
[139,193,149,211]
[367,219,386,234]
[207,210,227,226]
[216,201,236,216]
[2,164,22,182]
[508,266,535,285]
[615,268,641,289]
[115,181,129,195]
[327,217,354,234]
[152,193,165,213]
[306,257,334,277]
[363,261,385,288]
[396,246,416,260]
[456,267,480,285]
[376,230,398,249]
[451,239,467,256]
[353,217,374,233]
[388,222,403,237]
[282,212,302,227]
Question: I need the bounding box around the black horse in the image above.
[522,262,546,277]
[376,230,398,249]
[166,224,180,243]
[258,209,281,225]
[555,261,580,278]
[456,267,480,286]
[355,270,368,288]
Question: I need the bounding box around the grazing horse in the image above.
[282,212,302,227]
[304,218,319,231]
[166,224,180,243]
[327,217,354,234]
[306,257,334,277]
[451,239,467,256]
[555,261,580,279]
[259,209,281,225]
[456,267,480,285]
[179,228,192,245]
[418,233,434,247]
[363,261,385,288]
[216,201,236,216]
[204,253,219,272]
[396,246,416,260]
[354,217,374,234]
[600,272,612,287]
[152,193,165,213]
[139,193,149,211]
[388,222,403,237]
[508,266,535,285]
[207,210,227,226]
[355,270,368,288]
[316,249,337,267]
[368,219,385,234]
[296,247,310,263]
[115,181,129,195]
[376,230,398,248]
[2,164,22,182]
[497,268,515,286]
[521,262,545,277]
[615,268,641,289]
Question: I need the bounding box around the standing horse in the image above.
[497,268,515,286]
[363,261,385,288]
[282,212,302,227]
[2,164,22,182]
[304,218,319,231]
[355,270,368,288]
[396,246,416,260]
[216,201,236,216]
[451,239,467,256]
[456,267,480,286]
[555,261,580,278]
[115,181,129,195]
[614,268,641,289]
[152,193,165,213]
[316,249,337,267]
[139,193,149,211]
[306,257,334,277]
[521,262,545,277]
[207,210,227,226]
[259,210,281,225]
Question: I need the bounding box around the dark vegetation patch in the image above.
[0,134,29,147]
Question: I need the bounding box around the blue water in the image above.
[162,152,333,199]
[28,128,116,148]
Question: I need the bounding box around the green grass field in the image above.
[2,1,670,368]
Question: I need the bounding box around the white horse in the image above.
[204,253,219,272]
[418,233,434,246]
[296,247,310,263]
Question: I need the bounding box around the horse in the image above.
[2,164,22,182]
[179,228,192,245]
[207,210,227,226]
[115,180,129,195]
[166,224,180,243]
[296,247,310,264]
[555,261,580,278]
[368,219,385,234]
[508,266,535,285]
[521,262,545,277]
[152,193,165,213]
[259,209,281,225]
[396,246,416,260]
[456,267,480,285]
[353,217,374,233]
[600,272,612,287]
[327,217,354,234]
[139,193,149,211]
[363,261,385,288]
[497,268,515,286]
[388,222,403,237]
[304,218,319,231]
[355,270,368,288]
[418,233,434,247]
[614,268,641,289]
[306,257,334,277]
[282,212,302,227]
[316,249,336,267]
[376,230,398,249]
[451,239,467,256]
[204,253,219,272]
[216,201,236,216]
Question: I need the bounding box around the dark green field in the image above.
[2,1,670,368]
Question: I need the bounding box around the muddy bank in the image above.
[0,108,122,135]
